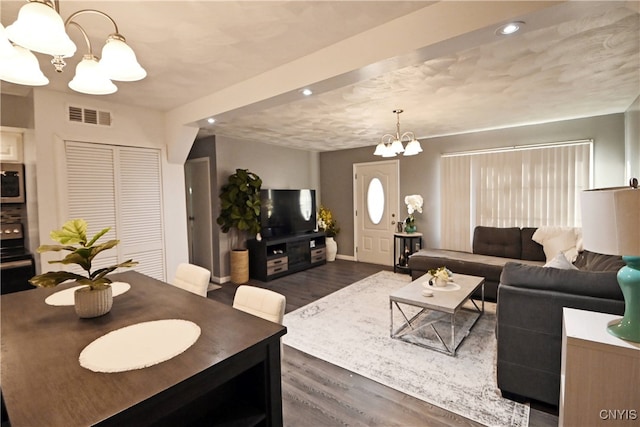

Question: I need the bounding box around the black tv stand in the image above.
[247,232,326,281]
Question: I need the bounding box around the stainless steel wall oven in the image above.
[1,163,26,204]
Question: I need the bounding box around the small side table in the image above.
[560,308,640,427]
[393,232,422,274]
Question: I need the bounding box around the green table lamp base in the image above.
[607,256,640,342]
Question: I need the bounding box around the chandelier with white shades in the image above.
[374,109,423,157]
[0,0,146,95]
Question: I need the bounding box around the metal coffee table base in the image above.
[390,297,484,356]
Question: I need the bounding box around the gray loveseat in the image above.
[408,226,546,300]
[497,251,625,407]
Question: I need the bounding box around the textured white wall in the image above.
[29,88,189,280]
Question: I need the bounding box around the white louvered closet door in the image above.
[65,141,166,281]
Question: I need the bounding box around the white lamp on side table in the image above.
[581,178,640,342]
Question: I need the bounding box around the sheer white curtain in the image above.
[441,154,472,252]
[441,141,591,251]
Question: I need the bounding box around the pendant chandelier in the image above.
[374,109,423,157]
[0,0,146,95]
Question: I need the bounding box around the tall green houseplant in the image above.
[216,169,262,284]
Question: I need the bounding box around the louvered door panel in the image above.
[64,142,165,282]
[65,142,118,274]
[119,148,165,281]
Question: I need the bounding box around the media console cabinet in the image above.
[248,231,326,281]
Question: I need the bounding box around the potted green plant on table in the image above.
[216,168,262,284]
[318,206,340,261]
[29,219,138,318]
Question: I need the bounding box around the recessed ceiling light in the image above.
[207,117,215,124]
[302,88,312,96]
[496,21,524,36]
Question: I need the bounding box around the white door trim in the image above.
[352,159,400,263]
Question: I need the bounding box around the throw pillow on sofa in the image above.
[543,252,578,270]
[532,226,582,262]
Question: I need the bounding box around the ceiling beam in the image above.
[165,0,564,163]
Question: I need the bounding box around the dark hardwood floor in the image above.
[207,259,558,427]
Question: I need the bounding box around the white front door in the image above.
[185,158,213,277]
[354,160,400,265]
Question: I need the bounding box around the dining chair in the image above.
[171,263,211,297]
[232,285,286,324]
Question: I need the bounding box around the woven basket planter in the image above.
[230,249,249,284]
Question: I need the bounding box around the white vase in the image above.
[74,284,113,318]
[326,237,337,262]
[435,277,448,287]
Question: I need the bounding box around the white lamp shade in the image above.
[390,139,405,154]
[373,142,386,156]
[403,139,423,156]
[5,1,76,57]
[0,45,49,86]
[381,144,397,157]
[68,56,117,95]
[581,187,640,256]
[0,24,15,56]
[99,37,147,81]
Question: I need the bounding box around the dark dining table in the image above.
[0,270,286,426]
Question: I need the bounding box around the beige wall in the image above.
[626,96,640,180]
[0,93,33,129]
[212,135,320,282]
[320,113,627,255]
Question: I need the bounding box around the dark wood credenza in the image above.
[0,271,286,427]
[248,231,326,281]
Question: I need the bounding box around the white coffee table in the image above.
[389,273,484,356]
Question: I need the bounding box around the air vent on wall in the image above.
[68,105,112,126]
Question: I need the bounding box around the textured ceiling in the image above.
[208,2,640,151]
[1,1,639,153]
[0,1,428,108]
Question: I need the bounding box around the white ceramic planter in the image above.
[74,285,113,318]
[326,237,337,262]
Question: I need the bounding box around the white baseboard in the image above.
[212,275,230,284]
[336,254,356,261]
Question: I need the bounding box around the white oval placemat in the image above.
[79,319,201,373]
[45,282,131,306]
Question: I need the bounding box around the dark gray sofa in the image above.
[496,251,625,407]
[408,226,546,300]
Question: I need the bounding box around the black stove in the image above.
[1,223,35,294]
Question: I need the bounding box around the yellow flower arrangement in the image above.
[318,206,340,238]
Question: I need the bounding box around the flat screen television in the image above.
[260,189,316,238]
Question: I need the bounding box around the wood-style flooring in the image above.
[206,259,558,427]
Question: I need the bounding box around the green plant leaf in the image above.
[31,220,138,288]
[29,271,88,288]
[50,219,88,245]
[36,244,79,253]
[87,239,120,260]
[86,227,111,247]
[91,260,138,280]
[217,169,262,241]
[49,252,91,271]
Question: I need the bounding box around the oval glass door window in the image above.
[367,178,385,224]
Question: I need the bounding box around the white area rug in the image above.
[283,270,529,427]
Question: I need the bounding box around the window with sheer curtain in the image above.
[440,141,592,252]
